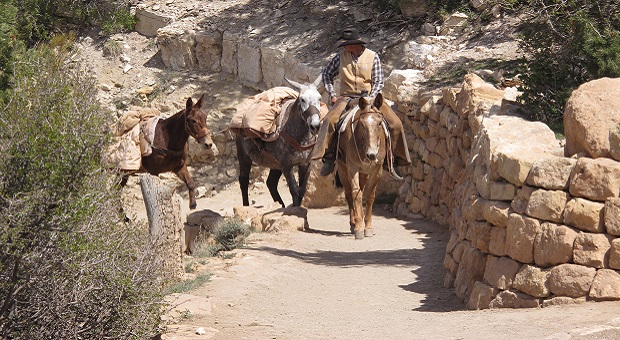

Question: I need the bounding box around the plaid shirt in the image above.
[322,48,384,99]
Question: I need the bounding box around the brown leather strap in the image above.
[280,131,316,151]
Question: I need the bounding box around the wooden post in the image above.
[140,174,183,277]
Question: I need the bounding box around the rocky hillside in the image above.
[75,0,525,203]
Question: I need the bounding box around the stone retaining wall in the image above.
[384,72,620,309]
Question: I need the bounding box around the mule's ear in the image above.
[312,75,322,89]
[373,93,383,108]
[359,96,370,110]
[185,97,194,112]
[285,77,302,92]
[195,93,205,108]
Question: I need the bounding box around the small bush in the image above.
[214,218,251,252]
[0,41,168,339]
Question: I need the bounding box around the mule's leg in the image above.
[175,165,198,210]
[347,170,365,239]
[363,172,381,237]
[294,163,311,207]
[336,164,355,232]
[236,138,252,206]
[282,166,301,207]
[266,169,285,208]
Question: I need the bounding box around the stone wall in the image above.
[384,72,620,309]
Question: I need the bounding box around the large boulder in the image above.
[564,78,620,158]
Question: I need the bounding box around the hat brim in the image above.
[338,39,367,47]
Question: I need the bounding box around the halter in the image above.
[350,105,385,165]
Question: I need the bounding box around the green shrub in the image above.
[0,41,168,339]
[517,0,620,127]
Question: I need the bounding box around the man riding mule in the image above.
[317,26,411,180]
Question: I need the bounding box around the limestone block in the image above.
[563,198,605,233]
[482,200,511,227]
[489,226,507,257]
[455,74,504,116]
[609,239,620,270]
[511,185,536,214]
[484,255,521,290]
[506,214,541,264]
[542,296,587,307]
[514,264,550,298]
[304,162,346,208]
[605,198,620,236]
[525,189,569,223]
[454,243,487,301]
[444,272,456,289]
[534,222,578,267]
[237,40,262,84]
[260,206,308,232]
[158,26,197,70]
[453,241,466,263]
[439,106,459,132]
[476,175,517,201]
[233,205,261,225]
[184,209,224,254]
[383,69,424,104]
[420,95,443,121]
[548,263,596,298]
[440,12,469,35]
[496,148,549,186]
[444,253,458,274]
[404,41,437,69]
[489,290,540,308]
[221,31,240,75]
[526,156,577,190]
[569,157,620,202]
[564,78,620,158]
[195,30,222,72]
[573,233,612,268]
[466,221,492,253]
[467,281,498,310]
[260,47,286,88]
[135,9,173,37]
[589,269,620,300]
[442,87,460,113]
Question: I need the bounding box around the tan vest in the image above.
[339,48,376,96]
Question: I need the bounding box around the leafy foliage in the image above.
[0,41,168,339]
[517,0,620,126]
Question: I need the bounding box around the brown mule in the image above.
[138,94,214,210]
[335,94,387,239]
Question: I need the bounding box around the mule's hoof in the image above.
[354,229,365,239]
[364,229,375,237]
[190,202,197,210]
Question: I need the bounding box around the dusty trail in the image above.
[158,183,620,340]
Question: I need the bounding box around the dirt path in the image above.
[154,183,620,340]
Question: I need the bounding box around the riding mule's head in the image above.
[356,94,386,163]
[285,77,322,135]
[185,94,214,150]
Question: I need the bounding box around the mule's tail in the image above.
[334,171,343,189]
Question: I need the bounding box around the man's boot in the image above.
[319,136,338,176]
[320,156,335,176]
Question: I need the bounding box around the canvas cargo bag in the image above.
[230,86,299,139]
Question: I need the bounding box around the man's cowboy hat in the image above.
[337,27,368,47]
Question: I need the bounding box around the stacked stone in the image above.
[388,72,620,309]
